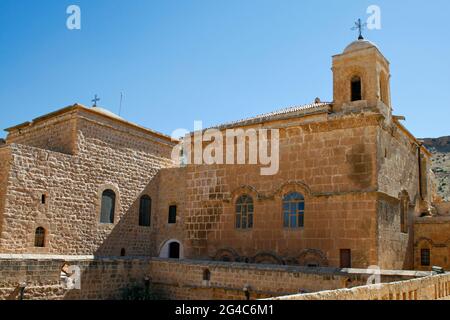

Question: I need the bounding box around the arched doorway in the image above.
[169,242,180,259]
[159,239,184,259]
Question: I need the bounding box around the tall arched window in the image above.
[283,192,305,228]
[351,76,362,101]
[34,227,46,247]
[100,189,116,224]
[236,195,254,229]
[139,195,152,227]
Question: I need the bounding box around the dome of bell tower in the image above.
[343,39,379,54]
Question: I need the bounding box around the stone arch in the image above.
[344,67,366,102]
[297,249,329,267]
[252,252,284,265]
[159,239,184,259]
[229,185,260,202]
[213,248,240,262]
[272,181,312,198]
[414,237,434,248]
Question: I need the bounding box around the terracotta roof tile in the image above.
[209,102,332,130]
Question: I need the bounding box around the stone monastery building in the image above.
[1,38,449,274]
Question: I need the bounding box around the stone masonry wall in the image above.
[377,125,424,204]
[377,194,412,270]
[376,125,432,270]
[158,114,382,268]
[0,147,11,237]
[271,273,450,300]
[0,255,151,300]
[147,259,423,300]
[6,111,78,155]
[0,256,428,300]
[0,110,175,256]
[153,168,187,257]
[414,217,450,271]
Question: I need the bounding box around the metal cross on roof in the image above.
[352,18,367,40]
[91,94,100,107]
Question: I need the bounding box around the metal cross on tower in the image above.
[92,94,100,107]
[352,18,367,40]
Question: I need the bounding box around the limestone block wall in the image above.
[375,125,431,270]
[147,259,421,300]
[376,194,413,270]
[270,273,450,300]
[378,126,421,200]
[166,114,382,267]
[0,256,425,300]
[0,111,175,256]
[0,255,152,300]
[6,111,78,155]
[152,168,187,257]
[0,146,11,236]
[414,217,450,271]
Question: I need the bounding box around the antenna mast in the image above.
[119,92,123,116]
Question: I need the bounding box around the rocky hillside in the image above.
[422,136,450,201]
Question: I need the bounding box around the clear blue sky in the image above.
[1,0,449,139]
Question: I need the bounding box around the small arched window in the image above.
[34,227,46,247]
[236,195,254,229]
[283,192,305,228]
[351,76,362,101]
[203,269,211,281]
[421,248,431,267]
[120,248,126,257]
[100,189,116,224]
[139,195,152,227]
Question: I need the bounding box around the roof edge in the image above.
[206,102,333,131]
[4,104,176,144]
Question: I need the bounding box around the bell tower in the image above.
[332,38,392,115]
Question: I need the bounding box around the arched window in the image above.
[203,269,211,281]
[34,227,45,247]
[235,195,254,229]
[100,189,116,224]
[421,248,431,267]
[120,248,126,257]
[283,192,305,228]
[139,195,152,227]
[351,76,362,101]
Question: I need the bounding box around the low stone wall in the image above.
[0,255,432,300]
[147,259,427,300]
[0,255,151,300]
[269,273,450,300]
